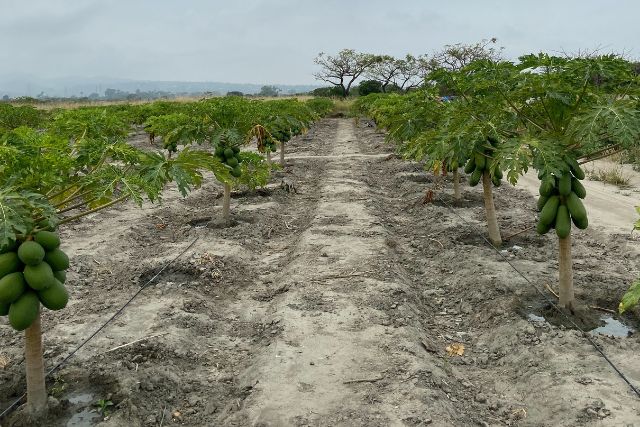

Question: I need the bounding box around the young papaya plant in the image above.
[0,118,212,416]
[619,207,640,314]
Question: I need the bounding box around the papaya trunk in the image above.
[222,183,231,220]
[558,235,575,310]
[266,151,272,166]
[482,171,502,246]
[280,142,285,165]
[453,169,461,201]
[25,313,47,414]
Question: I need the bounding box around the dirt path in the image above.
[1,118,639,426]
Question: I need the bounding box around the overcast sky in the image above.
[1,0,638,84]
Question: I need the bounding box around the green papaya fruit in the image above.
[537,194,549,212]
[53,270,66,283]
[0,252,20,278]
[558,173,572,197]
[44,249,70,271]
[214,146,224,157]
[34,231,60,251]
[537,170,545,180]
[226,157,239,168]
[495,168,503,180]
[0,240,19,254]
[566,192,588,227]
[0,302,8,316]
[8,292,40,331]
[540,195,560,226]
[0,272,26,304]
[571,177,586,199]
[572,213,589,230]
[18,241,46,266]
[232,146,240,154]
[492,174,501,187]
[23,262,55,291]
[555,205,571,239]
[38,279,69,311]
[224,148,235,160]
[568,158,585,180]
[474,153,486,171]
[230,166,242,178]
[469,169,482,187]
[539,178,555,197]
[536,220,552,235]
[464,157,476,174]
[487,136,499,146]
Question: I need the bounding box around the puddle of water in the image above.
[528,313,546,323]
[66,408,100,427]
[528,311,634,337]
[589,316,633,337]
[67,393,94,405]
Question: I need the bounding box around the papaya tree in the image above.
[477,54,640,310]
[619,207,640,314]
[0,114,213,416]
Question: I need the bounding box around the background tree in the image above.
[393,54,428,91]
[357,80,383,96]
[258,85,280,97]
[366,55,401,92]
[314,49,383,97]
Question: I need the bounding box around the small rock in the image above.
[475,394,487,404]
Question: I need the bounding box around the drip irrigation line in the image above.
[437,195,640,399]
[0,236,200,419]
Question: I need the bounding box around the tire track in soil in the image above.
[224,119,469,426]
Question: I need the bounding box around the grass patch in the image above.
[587,166,631,188]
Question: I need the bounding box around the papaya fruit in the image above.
[9,292,40,331]
[469,169,482,187]
[540,195,560,226]
[18,241,45,266]
[539,178,555,197]
[558,173,572,197]
[223,148,235,160]
[0,240,19,254]
[571,177,586,199]
[38,279,68,311]
[572,213,589,230]
[537,169,545,180]
[568,158,585,180]
[0,272,26,304]
[53,270,66,283]
[0,302,8,316]
[492,174,501,187]
[555,205,571,239]
[487,136,499,146]
[566,192,588,227]
[536,220,552,235]
[0,252,20,278]
[23,262,55,291]
[226,157,239,168]
[464,157,476,174]
[537,194,549,212]
[495,168,503,180]
[232,146,240,154]
[44,248,70,271]
[474,153,486,171]
[230,166,242,178]
[214,146,224,157]
[34,231,60,251]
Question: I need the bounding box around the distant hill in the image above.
[0,74,321,98]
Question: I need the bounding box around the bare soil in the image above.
[1,118,639,426]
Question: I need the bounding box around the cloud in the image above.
[0,0,638,86]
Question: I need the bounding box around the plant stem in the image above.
[57,195,129,225]
[25,313,47,415]
[482,171,502,246]
[266,151,272,167]
[280,142,285,165]
[56,197,99,215]
[222,183,231,220]
[558,235,575,310]
[453,169,461,201]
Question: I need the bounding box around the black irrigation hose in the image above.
[0,236,200,419]
[437,195,640,399]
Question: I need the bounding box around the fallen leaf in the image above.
[445,343,465,356]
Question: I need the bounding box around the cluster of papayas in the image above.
[261,136,278,153]
[464,138,503,187]
[536,159,588,238]
[0,231,70,331]
[215,145,243,178]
